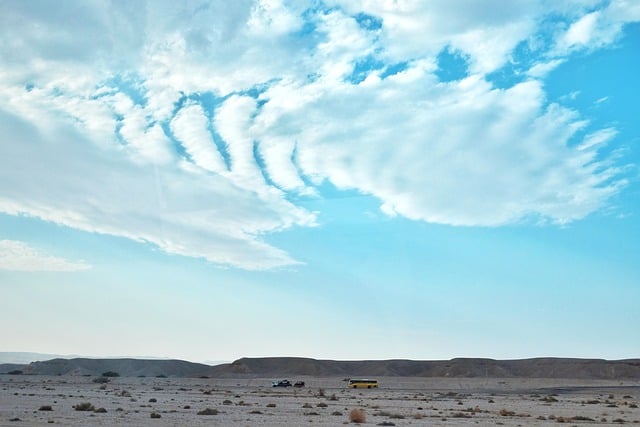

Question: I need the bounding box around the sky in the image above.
[0,0,639,364]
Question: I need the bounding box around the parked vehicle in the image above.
[293,381,305,388]
[347,378,378,388]
[271,379,292,387]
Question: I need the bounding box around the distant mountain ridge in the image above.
[2,357,639,379]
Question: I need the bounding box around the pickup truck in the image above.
[271,379,292,387]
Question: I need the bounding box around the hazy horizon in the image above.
[1,1,639,363]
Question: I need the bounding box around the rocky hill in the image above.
[209,357,640,379]
[2,357,639,379]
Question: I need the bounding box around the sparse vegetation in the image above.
[92,377,109,384]
[150,412,161,418]
[222,399,233,405]
[74,402,95,411]
[38,405,53,411]
[94,407,107,413]
[101,371,119,377]
[197,408,219,415]
[266,403,276,407]
[317,402,328,408]
[349,408,366,423]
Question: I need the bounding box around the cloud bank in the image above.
[0,240,90,272]
[0,0,636,268]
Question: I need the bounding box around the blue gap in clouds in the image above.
[98,74,148,107]
[291,142,316,190]
[354,12,382,31]
[348,55,385,84]
[198,92,232,171]
[435,47,470,83]
[485,40,537,89]
[163,92,192,161]
[544,22,640,173]
[252,141,281,190]
[381,61,409,79]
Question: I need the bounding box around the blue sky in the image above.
[0,0,638,363]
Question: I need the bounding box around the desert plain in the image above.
[1,375,639,426]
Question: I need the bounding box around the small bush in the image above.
[150,412,161,418]
[332,411,343,416]
[74,402,95,412]
[38,405,53,411]
[302,403,313,408]
[249,410,263,414]
[222,399,233,405]
[94,407,107,413]
[93,377,110,384]
[329,393,339,401]
[349,408,366,423]
[317,388,326,397]
[149,398,157,403]
[572,415,594,421]
[266,403,276,408]
[197,408,219,415]
[317,402,328,408]
[102,371,120,377]
[499,409,515,416]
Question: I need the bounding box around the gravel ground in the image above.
[1,375,639,426]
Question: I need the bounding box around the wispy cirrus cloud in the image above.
[0,0,636,269]
[0,240,90,272]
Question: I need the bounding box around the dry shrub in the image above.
[38,405,53,411]
[499,409,515,416]
[197,408,219,415]
[349,408,366,423]
[266,403,276,408]
[74,402,95,412]
[150,412,161,418]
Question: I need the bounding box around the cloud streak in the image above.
[0,240,91,272]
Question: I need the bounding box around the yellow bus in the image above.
[347,378,378,388]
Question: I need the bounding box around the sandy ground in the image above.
[1,375,639,426]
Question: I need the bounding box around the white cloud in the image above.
[171,103,228,174]
[554,0,640,54]
[0,1,633,268]
[527,59,565,78]
[0,240,91,272]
